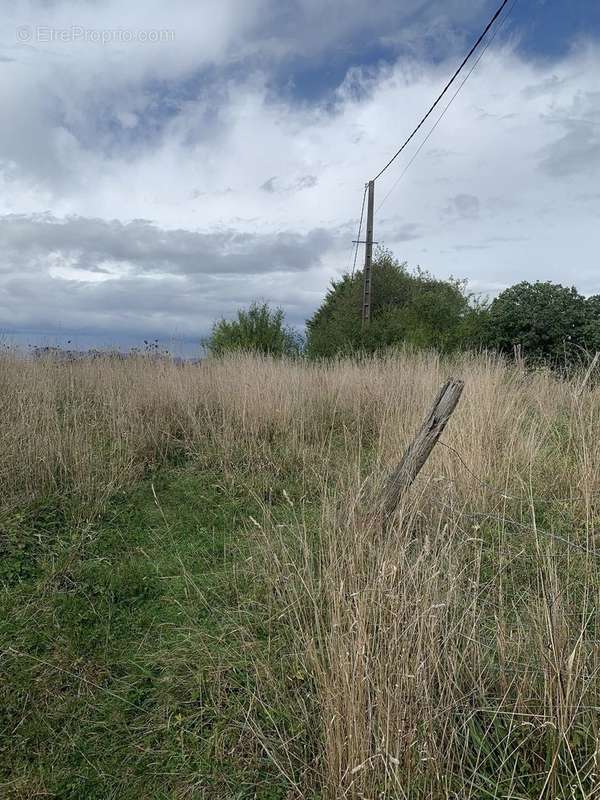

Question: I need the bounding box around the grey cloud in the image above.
[296,174,318,189]
[275,0,491,61]
[260,176,278,192]
[0,269,320,340]
[0,214,334,277]
[539,119,600,177]
[380,222,421,242]
[260,174,318,193]
[0,213,336,339]
[538,90,600,177]
[522,75,564,100]
[444,194,480,220]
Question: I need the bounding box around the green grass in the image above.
[0,466,313,799]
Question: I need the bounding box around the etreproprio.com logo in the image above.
[16,25,176,44]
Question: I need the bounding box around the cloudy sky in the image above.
[1,0,599,350]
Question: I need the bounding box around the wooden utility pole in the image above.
[361,180,375,327]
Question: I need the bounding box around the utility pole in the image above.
[361,180,375,327]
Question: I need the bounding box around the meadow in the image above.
[1,350,600,799]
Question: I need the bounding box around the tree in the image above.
[306,248,481,357]
[207,302,302,357]
[483,281,589,364]
[583,295,600,352]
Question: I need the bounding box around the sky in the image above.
[1,0,599,351]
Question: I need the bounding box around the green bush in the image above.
[305,248,485,357]
[583,294,600,352]
[483,281,592,364]
[207,302,302,357]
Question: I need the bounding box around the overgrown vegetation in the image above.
[303,250,600,366]
[2,350,600,798]
[306,248,482,357]
[207,301,302,357]
[201,249,600,369]
[485,280,600,364]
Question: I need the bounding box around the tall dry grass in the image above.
[2,348,600,796]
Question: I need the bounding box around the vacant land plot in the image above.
[1,351,600,798]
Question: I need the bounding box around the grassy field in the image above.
[2,350,600,798]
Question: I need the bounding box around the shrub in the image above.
[305,248,484,357]
[207,302,302,357]
[483,281,590,364]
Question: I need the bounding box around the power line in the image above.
[376,0,518,214]
[350,183,368,277]
[372,0,511,183]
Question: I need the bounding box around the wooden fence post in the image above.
[577,351,600,397]
[380,378,464,519]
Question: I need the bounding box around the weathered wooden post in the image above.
[380,378,464,519]
[577,351,600,396]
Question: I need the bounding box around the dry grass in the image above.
[2,348,600,797]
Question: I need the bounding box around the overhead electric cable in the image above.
[376,0,518,213]
[350,183,368,276]
[372,0,511,182]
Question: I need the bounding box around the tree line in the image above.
[207,249,600,365]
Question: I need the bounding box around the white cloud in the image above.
[0,1,599,344]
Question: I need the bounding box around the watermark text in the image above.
[16,25,175,45]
